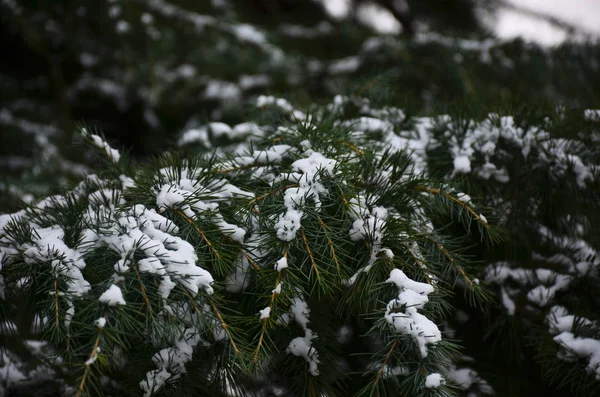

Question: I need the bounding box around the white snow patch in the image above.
[425,373,445,388]
[99,284,126,306]
[286,297,320,376]
[275,257,288,272]
[385,269,440,358]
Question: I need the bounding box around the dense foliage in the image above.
[1,1,599,396]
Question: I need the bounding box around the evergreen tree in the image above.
[1,1,599,396]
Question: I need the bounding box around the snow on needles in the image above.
[547,306,600,379]
[99,284,126,306]
[385,269,441,358]
[154,167,251,242]
[88,132,121,164]
[274,151,337,241]
[286,297,320,376]
[104,205,215,298]
[425,373,445,388]
[345,198,392,285]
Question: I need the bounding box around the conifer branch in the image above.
[176,210,223,260]
[406,251,433,285]
[301,230,321,282]
[209,300,240,355]
[185,290,241,354]
[240,249,261,272]
[412,185,490,230]
[429,239,474,288]
[216,163,267,174]
[375,339,398,385]
[253,247,288,361]
[76,316,106,397]
[317,214,341,274]
[248,184,299,207]
[253,273,281,362]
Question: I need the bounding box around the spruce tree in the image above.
[1,1,599,396]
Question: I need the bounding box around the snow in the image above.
[547,306,600,377]
[203,80,241,102]
[212,213,246,242]
[226,254,251,293]
[526,273,571,306]
[379,248,394,259]
[89,133,121,163]
[275,257,288,272]
[547,305,594,333]
[387,269,434,295]
[239,74,271,90]
[328,56,360,74]
[140,368,171,397]
[274,151,337,241]
[501,287,516,315]
[286,297,320,376]
[85,347,101,366]
[208,122,231,139]
[584,109,600,121]
[553,332,600,379]
[94,317,107,328]
[346,204,390,285]
[281,21,333,38]
[155,176,249,243]
[259,307,271,319]
[287,335,319,375]
[425,373,445,388]
[99,284,126,306]
[0,351,27,391]
[456,192,473,206]
[21,226,91,297]
[447,367,475,389]
[141,12,154,25]
[231,24,266,45]
[138,257,165,275]
[453,155,471,174]
[290,298,310,329]
[116,20,130,34]
[385,269,440,357]
[341,116,394,133]
[274,209,303,241]
[141,326,206,397]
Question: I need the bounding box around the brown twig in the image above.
[240,249,261,272]
[429,239,473,288]
[76,316,105,397]
[134,266,154,320]
[375,339,398,384]
[210,301,240,354]
[186,291,241,354]
[301,230,320,282]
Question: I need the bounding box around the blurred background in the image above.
[1,0,599,210]
[321,0,600,46]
